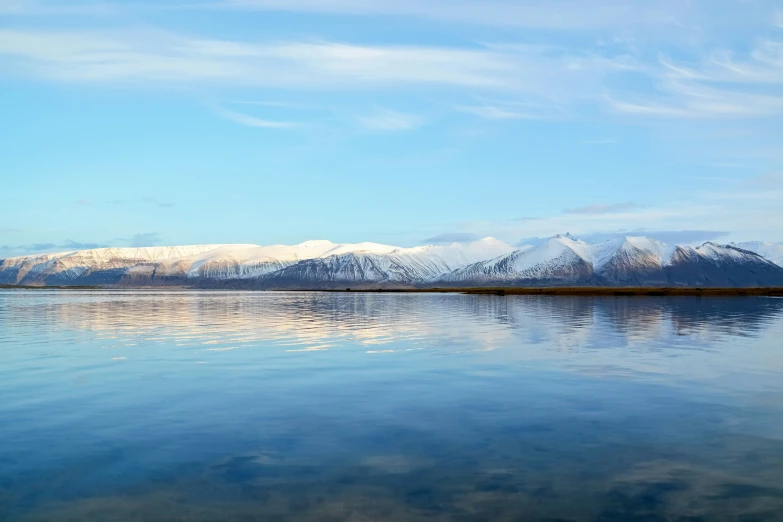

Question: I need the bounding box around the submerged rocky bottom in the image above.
[10,415,783,522]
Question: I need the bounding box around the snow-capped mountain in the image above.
[0,238,514,287]
[0,245,225,287]
[261,238,516,287]
[439,235,783,287]
[1,235,782,288]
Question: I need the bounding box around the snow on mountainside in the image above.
[182,241,340,280]
[440,235,783,287]
[0,238,514,286]
[262,238,515,287]
[0,245,228,286]
[1,235,782,288]
[391,237,514,273]
[0,241,367,285]
[733,242,783,267]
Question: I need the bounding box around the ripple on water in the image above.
[1,291,783,521]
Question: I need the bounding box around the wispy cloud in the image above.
[457,104,546,120]
[62,239,106,249]
[0,238,108,256]
[229,99,328,111]
[606,40,783,119]
[607,88,783,118]
[666,42,783,86]
[2,1,781,249]
[446,198,740,245]
[564,202,641,215]
[750,171,783,186]
[209,0,710,31]
[0,28,648,104]
[0,29,523,88]
[1,0,124,16]
[6,0,760,38]
[424,232,479,244]
[0,227,22,233]
[76,198,90,205]
[515,229,731,246]
[129,232,161,247]
[1,24,778,125]
[141,196,174,208]
[576,229,729,245]
[212,105,299,128]
[701,189,783,201]
[357,108,424,131]
[1,2,779,126]
[605,96,696,118]
[451,180,783,245]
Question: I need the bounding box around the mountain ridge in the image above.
[2,236,782,288]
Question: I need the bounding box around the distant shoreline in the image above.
[2,284,783,296]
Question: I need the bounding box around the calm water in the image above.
[2,291,783,521]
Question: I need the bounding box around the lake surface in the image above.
[2,290,783,521]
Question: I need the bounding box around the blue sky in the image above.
[1,0,782,255]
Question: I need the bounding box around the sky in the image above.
[1,0,782,255]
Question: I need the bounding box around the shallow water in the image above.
[1,290,783,521]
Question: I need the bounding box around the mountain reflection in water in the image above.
[1,291,783,521]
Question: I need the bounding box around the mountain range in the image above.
[2,235,783,289]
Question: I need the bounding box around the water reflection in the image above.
[3,291,782,348]
[1,291,783,521]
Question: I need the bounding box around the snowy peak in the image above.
[695,242,767,263]
[296,239,335,249]
[556,232,580,241]
[599,236,678,269]
[439,235,594,285]
[319,242,399,257]
[623,236,676,261]
[402,237,515,270]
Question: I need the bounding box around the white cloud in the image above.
[0,28,656,105]
[141,197,174,208]
[212,105,299,128]
[607,81,783,118]
[702,190,783,201]
[357,108,424,131]
[6,0,775,39]
[605,95,701,118]
[564,202,640,215]
[450,174,783,243]
[606,40,783,118]
[0,29,525,88]
[457,104,553,120]
[130,232,161,247]
[0,9,779,124]
[0,0,122,16]
[212,0,717,31]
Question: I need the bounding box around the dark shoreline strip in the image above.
[2,284,783,296]
[0,284,102,290]
[436,287,783,296]
[319,287,783,296]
